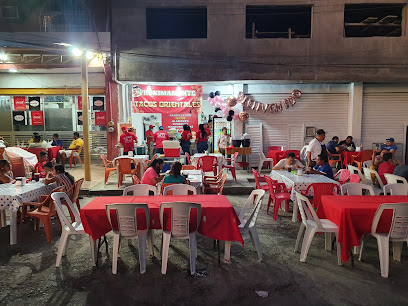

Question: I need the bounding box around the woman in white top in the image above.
[273,152,304,170]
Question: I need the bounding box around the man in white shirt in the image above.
[273,152,304,170]
[306,129,326,167]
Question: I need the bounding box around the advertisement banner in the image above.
[132,84,202,132]
[28,97,41,111]
[13,111,25,125]
[95,111,107,126]
[31,111,44,125]
[93,97,105,111]
[78,96,82,110]
[77,112,83,125]
[14,96,26,111]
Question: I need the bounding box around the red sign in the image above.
[95,111,107,126]
[132,84,202,132]
[14,96,26,111]
[31,111,44,125]
[78,96,82,110]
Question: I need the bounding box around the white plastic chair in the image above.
[363,160,372,168]
[238,189,265,261]
[341,183,375,195]
[163,184,197,195]
[363,167,384,195]
[106,203,154,274]
[347,165,365,182]
[359,202,408,278]
[383,183,408,196]
[160,202,201,275]
[384,173,408,185]
[123,184,157,196]
[294,192,341,265]
[51,192,96,268]
[258,148,273,173]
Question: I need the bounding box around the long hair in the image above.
[199,124,207,138]
[54,164,75,185]
[150,158,164,174]
[169,162,182,178]
[183,124,191,132]
[0,160,9,173]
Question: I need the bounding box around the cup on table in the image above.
[21,177,26,186]
[33,173,40,181]
[128,151,133,157]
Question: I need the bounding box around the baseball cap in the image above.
[149,125,154,129]
[386,138,395,142]
[159,126,164,130]
[121,126,128,132]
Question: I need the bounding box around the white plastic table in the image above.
[0,181,56,245]
[191,153,225,173]
[113,155,150,178]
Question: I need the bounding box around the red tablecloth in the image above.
[47,146,61,161]
[80,195,244,245]
[318,195,408,262]
[268,150,284,166]
[342,151,359,166]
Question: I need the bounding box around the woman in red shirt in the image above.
[195,124,209,153]
[181,124,192,155]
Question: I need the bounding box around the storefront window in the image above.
[44,96,74,131]
[0,96,12,131]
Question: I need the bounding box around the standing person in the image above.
[59,132,84,166]
[195,124,209,153]
[154,126,169,155]
[312,154,334,180]
[145,125,154,155]
[204,122,212,152]
[338,136,356,151]
[45,164,75,197]
[141,158,164,186]
[180,124,192,155]
[217,127,230,155]
[0,160,14,184]
[119,126,138,155]
[381,138,397,155]
[306,129,326,168]
[51,133,63,148]
[163,162,186,184]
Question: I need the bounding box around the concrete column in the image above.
[348,82,363,146]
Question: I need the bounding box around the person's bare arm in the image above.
[45,176,59,185]
[307,151,312,167]
[67,145,80,151]
[152,175,164,185]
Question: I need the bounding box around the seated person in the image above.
[42,162,54,180]
[273,152,304,170]
[378,152,400,186]
[28,135,47,149]
[0,160,14,184]
[394,164,408,182]
[326,136,341,155]
[381,138,397,155]
[45,164,75,197]
[369,149,388,184]
[163,162,186,184]
[141,158,164,186]
[27,132,39,146]
[33,151,48,174]
[59,132,84,166]
[311,154,334,180]
[338,136,356,151]
[51,133,63,148]
[0,137,9,147]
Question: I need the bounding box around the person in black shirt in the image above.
[338,136,356,151]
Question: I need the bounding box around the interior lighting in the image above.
[86,51,95,60]
[176,84,182,96]
[9,68,18,73]
[72,48,83,57]
[0,53,7,61]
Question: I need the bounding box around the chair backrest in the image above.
[347,165,365,181]
[163,184,196,195]
[384,173,408,185]
[268,146,282,151]
[238,190,265,228]
[106,203,150,237]
[218,174,228,195]
[252,168,265,189]
[203,169,224,183]
[363,160,372,168]
[160,183,177,194]
[334,169,350,184]
[101,154,112,169]
[123,184,157,196]
[341,183,375,195]
[197,156,217,172]
[132,174,141,185]
[116,157,135,175]
[159,202,202,238]
[28,148,46,160]
[51,192,81,232]
[41,186,65,212]
[304,183,339,208]
[361,150,373,162]
[8,156,25,177]
[349,174,361,183]
[182,165,196,170]
[383,183,408,195]
[185,152,191,164]
[295,192,323,230]
[363,167,384,188]
[258,148,266,160]
[371,203,408,238]
[72,178,84,204]
[231,152,239,166]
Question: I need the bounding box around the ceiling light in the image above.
[0,53,7,61]
[86,51,95,60]
[54,42,72,47]
[72,48,82,57]
[9,68,18,73]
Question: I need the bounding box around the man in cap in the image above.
[381,137,397,155]
[154,126,169,155]
[119,126,138,155]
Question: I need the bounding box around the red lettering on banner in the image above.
[14,96,26,111]
[95,111,107,126]
[31,111,44,125]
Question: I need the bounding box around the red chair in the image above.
[351,150,373,171]
[349,174,361,183]
[197,156,217,176]
[333,169,350,185]
[132,174,141,185]
[182,165,196,170]
[301,183,339,209]
[252,169,269,191]
[265,176,291,220]
[284,150,300,160]
[268,146,282,151]
[28,148,46,159]
[116,158,137,187]
[222,152,239,180]
[8,156,25,177]
[326,149,342,168]
[101,155,116,184]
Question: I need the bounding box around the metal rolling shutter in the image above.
[245,93,349,154]
[245,123,263,168]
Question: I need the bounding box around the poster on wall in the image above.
[77,112,83,125]
[13,96,26,111]
[132,84,202,132]
[31,111,44,125]
[78,96,82,110]
[93,97,105,111]
[13,111,25,125]
[95,111,107,126]
[28,97,41,111]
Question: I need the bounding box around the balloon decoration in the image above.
[206,90,244,122]
[238,111,249,122]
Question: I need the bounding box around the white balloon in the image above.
[214,102,220,108]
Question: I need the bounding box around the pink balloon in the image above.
[207,97,214,104]
[210,100,216,106]
[215,96,224,104]
[223,107,230,115]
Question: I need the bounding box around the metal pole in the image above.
[81,54,91,181]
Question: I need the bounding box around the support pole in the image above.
[81,54,91,181]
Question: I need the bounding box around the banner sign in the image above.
[14,96,26,111]
[77,112,83,125]
[93,97,105,111]
[13,111,25,125]
[95,111,107,126]
[31,111,44,125]
[78,96,82,110]
[28,97,41,111]
[132,84,202,132]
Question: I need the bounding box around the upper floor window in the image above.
[0,6,18,18]
[146,7,207,39]
[40,0,92,32]
[246,5,312,39]
[344,4,404,37]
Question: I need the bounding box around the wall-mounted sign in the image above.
[78,96,82,110]
[31,111,44,125]
[13,111,25,125]
[93,97,105,111]
[28,97,41,111]
[77,112,83,125]
[13,96,26,111]
[95,111,107,126]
